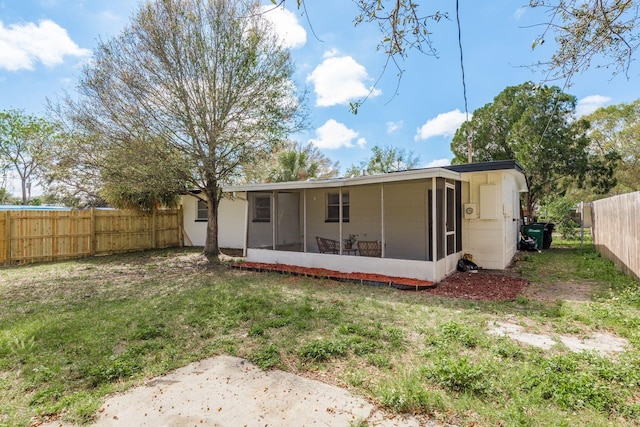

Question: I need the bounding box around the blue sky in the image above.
[1,0,639,196]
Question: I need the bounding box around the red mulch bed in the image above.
[427,270,529,301]
[233,262,529,301]
[232,262,435,290]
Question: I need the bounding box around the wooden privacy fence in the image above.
[1,207,183,266]
[591,191,640,280]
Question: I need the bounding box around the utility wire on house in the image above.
[456,0,472,163]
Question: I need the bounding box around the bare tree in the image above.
[530,0,640,81]
[56,0,304,260]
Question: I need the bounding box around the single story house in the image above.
[180,160,528,282]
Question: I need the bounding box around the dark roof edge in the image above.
[444,160,524,174]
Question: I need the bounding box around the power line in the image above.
[456,0,472,163]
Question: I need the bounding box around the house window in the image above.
[253,196,271,222]
[196,199,207,221]
[326,191,349,222]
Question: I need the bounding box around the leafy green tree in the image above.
[583,99,640,194]
[54,0,304,260]
[267,141,339,182]
[0,110,59,205]
[347,145,420,176]
[451,82,616,215]
[538,196,579,240]
[0,187,19,205]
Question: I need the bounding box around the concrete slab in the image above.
[44,355,434,427]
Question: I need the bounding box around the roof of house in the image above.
[222,167,461,192]
[218,160,528,193]
[444,160,525,174]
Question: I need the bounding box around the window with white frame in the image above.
[253,195,271,222]
[196,199,207,221]
[326,191,349,222]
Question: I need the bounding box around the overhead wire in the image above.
[456,0,472,163]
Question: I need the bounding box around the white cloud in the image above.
[576,95,612,116]
[513,7,527,20]
[425,158,451,168]
[323,48,339,59]
[0,19,90,71]
[386,120,403,134]
[307,51,382,107]
[415,109,468,141]
[261,4,306,49]
[309,119,365,149]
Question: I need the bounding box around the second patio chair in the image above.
[357,240,381,257]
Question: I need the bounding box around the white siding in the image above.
[460,171,522,269]
[247,248,437,281]
[503,174,521,267]
[180,194,246,248]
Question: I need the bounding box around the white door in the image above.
[445,183,458,274]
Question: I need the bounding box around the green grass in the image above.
[0,242,639,426]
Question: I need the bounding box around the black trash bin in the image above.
[533,222,554,249]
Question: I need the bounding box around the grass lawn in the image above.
[1,239,639,426]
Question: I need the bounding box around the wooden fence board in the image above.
[592,191,640,280]
[0,208,182,266]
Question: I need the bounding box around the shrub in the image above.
[538,196,578,240]
[377,372,446,414]
[424,357,495,396]
[437,321,482,348]
[298,339,348,362]
[248,344,281,369]
[526,354,617,411]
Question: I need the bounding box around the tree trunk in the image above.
[20,176,27,205]
[203,188,221,262]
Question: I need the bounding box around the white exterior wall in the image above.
[460,171,522,269]
[247,249,436,281]
[181,194,246,248]
[502,174,521,267]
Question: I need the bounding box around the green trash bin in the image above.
[523,224,545,250]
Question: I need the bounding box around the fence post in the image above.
[4,211,10,266]
[178,205,184,247]
[90,208,96,255]
[152,205,157,249]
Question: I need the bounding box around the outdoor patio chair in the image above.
[357,240,381,257]
[316,236,340,254]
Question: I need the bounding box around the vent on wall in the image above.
[464,203,477,219]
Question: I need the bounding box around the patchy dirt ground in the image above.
[426,270,528,301]
[524,280,596,302]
